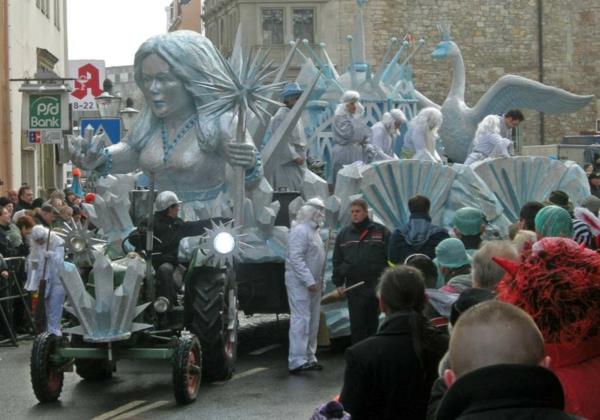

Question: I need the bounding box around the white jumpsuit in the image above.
[25,235,65,336]
[284,220,326,370]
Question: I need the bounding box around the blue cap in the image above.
[281,82,303,99]
[434,238,472,269]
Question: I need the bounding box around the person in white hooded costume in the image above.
[370,109,407,161]
[25,225,65,336]
[331,91,371,181]
[285,197,326,373]
[403,107,444,163]
[464,115,513,165]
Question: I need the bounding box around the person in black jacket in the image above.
[0,206,16,258]
[332,198,390,343]
[388,195,449,264]
[143,191,214,309]
[339,265,448,420]
[436,301,576,420]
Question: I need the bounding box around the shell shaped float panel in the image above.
[360,160,455,227]
[472,157,590,223]
[357,160,506,230]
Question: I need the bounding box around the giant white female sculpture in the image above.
[70,31,262,221]
[416,24,594,163]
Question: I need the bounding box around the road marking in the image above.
[232,366,269,380]
[249,343,281,355]
[111,401,169,419]
[212,366,270,385]
[91,400,147,420]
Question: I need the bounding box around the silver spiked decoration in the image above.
[200,220,249,268]
[192,44,286,227]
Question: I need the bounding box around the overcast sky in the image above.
[67,0,172,67]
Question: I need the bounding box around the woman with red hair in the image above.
[495,237,600,419]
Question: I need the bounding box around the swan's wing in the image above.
[469,75,593,122]
[414,89,441,110]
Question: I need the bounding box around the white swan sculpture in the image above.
[416,23,594,163]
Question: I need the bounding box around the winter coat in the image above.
[388,214,449,264]
[340,311,448,420]
[435,364,578,420]
[546,336,600,420]
[285,220,325,288]
[332,218,390,288]
[0,224,17,258]
[267,106,306,192]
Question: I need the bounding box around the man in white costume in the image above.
[464,115,513,165]
[403,107,444,163]
[331,91,372,181]
[371,109,407,161]
[285,197,326,373]
[267,82,307,192]
[25,225,65,336]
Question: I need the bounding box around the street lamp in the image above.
[94,91,122,118]
[119,106,140,133]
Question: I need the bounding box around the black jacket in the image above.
[388,213,449,264]
[332,218,390,287]
[149,213,217,268]
[340,311,448,420]
[0,224,16,258]
[436,364,578,420]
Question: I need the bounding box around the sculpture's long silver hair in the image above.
[130,30,227,153]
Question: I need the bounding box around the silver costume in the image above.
[331,104,371,179]
[267,106,307,192]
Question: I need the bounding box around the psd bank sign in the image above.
[29,95,61,128]
[22,92,69,131]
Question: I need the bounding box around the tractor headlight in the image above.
[213,232,235,255]
[153,296,170,313]
[70,237,86,253]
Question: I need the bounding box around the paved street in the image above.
[0,315,347,419]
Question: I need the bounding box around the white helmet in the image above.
[155,191,182,212]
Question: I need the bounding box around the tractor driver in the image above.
[150,191,215,311]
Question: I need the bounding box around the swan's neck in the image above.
[448,50,465,100]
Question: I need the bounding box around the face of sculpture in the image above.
[140,54,194,120]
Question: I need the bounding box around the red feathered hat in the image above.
[495,237,600,344]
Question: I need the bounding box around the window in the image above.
[293,9,314,44]
[261,8,284,45]
[120,72,129,83]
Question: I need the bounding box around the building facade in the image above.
[203,0,600,148]
[167,0,203,33]
[1,0,68,196]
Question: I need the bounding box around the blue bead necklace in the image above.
[160,115,197,163]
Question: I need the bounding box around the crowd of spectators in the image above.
[0,185,90,338]
[311,189,600,420]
